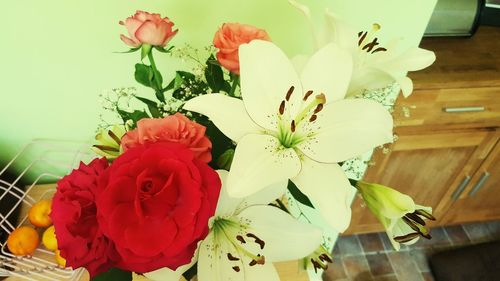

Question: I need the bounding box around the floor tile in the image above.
[378,232,396,252]
[486,220,500,239]
[413,227,451,249]
[387,251,425,281]
[444,225,470,246]
[342,255,372,280]
[323,256,348,281]
[337,235,364,256]
[373,275,399,281]
[462,222,493,243]
[358,233,385,254]
[421,272,435,281]
[365,253,394,276]
[408,249,430,272]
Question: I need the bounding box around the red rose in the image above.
[121,113,212,163]
[51,158,118,278]
[96,142,221,273]
[213,23,271,74]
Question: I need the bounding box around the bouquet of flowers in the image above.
[49,3,436,281]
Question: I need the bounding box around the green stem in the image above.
[228,75,240,97]
[147,50,165,102]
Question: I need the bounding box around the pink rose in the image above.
[213,23,271,74]
[121,113,212,163]
[120,10,178,47]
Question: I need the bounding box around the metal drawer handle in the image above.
[451,175,471,200]
[443,106,485,113]
[468,172,491,197]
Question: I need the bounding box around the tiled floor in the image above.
[323,221,500,281]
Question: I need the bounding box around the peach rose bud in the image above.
[213,23,271,74]
[120,10,178,47]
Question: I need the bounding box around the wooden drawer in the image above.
[394,87,500,129]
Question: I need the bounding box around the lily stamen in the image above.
[415,209,436,221]
[357,23,387,54]
[279,100,286,115]
[394,232,420,243]
[303,90,314,101]
[294,93,326,126]
[286,86,295,101]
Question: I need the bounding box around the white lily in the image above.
[184,40,393,232]
[289,0,436,97]
[145,170,323,281]
[199,170,323,281]
[356,181,436,250]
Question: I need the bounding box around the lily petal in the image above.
[301,43,353,102]
[382,47,436,74]
[226,134,301,198]
[144,259,195,281]
[292,160,355,232]
[214,170,241,217]
[358,181,416,219]
[297,99,393,163]
[238,205,323,261]
[346,67,395,97]
[397,76,414,98]
[198,231,280,281]
[239,40,303,130]
[324,10,359,51]
[198,232,239,281]
[215,170,288,217]
[183,94,262,142]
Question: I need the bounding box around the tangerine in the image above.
[28,200,53,227]
[42,225,58,251]
[7,226,40,256]
[54,249,66,267]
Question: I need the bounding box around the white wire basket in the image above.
[0,139,95,281]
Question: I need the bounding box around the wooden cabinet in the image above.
[443,136,500,224]
[347,129,498,234]
[346,26,500,234]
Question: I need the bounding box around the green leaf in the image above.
[164,78,176,92]
[348,178,358,187]
[154,45,175,53]
[134,63,154,88]
[91,268,132,281]
[117,108,150,128]
[174,72,184,90]
[287,180,314,208]
[222,81,232,93]
[114,47,141,54]
[152,68,164,92]
[203,120,236,169]
[135,96,161,118]
[205,55,225,93]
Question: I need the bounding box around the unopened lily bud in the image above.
[355,181,435,250]
[92,125,126,159]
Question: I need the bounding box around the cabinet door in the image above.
[444,133,500,224]
[345,130,497,234]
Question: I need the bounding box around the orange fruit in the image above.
[54,249,66,267]
[28,200,53,227]
[42,226,58,251]
[7,226,40,256]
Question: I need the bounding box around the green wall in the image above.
[0,0,435,182]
